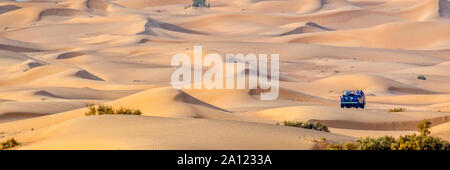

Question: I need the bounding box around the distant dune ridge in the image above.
[0,0,449,150]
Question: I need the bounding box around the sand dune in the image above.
[0,87,134,101]
[18,115,354,150]
[288,21,450,49]
[0,100,97,123]
[107,87,231,118]
[56,51,85,59]
[0,0,449,150]
[86,0,110,11]
[0,44,44,53]
[0,4,21,15]
[141,18,205,36]
[114,0,190,10]
[428,102,450,112]
[74,70,104,81]
[368,0,447,20]
[38,8,82,20]
[431,122,450,141]
[307,74,433,95]
[440,0,450,17]
[246,105,450,130]
[369,94,450,105]
[277,21,335,36]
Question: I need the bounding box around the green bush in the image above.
[85,105,142,116]
[283,121,330,132]
[328,120,450,150]
[85,104,96,116]
[0,138,20,150]
[391,134,449,150]
[97,105,115,115]
[417,119,431,136]
[389,107,405,112]
[357,136,396,150]
[329,142,358,150]
[417,75,426,80]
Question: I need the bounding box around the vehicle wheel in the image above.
[355,104,359,108]
[341,104,344,108]
[361,104,365,109]
[346,104,351,108]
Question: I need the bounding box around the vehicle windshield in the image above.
[343,90,360,96]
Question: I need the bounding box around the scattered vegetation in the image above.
[389,107,405,112]
[310,137,331,150]
[417,75,427,80]
[0,138,20,150]
[186,0,210,9]
[283,121,330,132]
[192,0,210,7]
[85,104,142,116]
[328,120,450,150]
[249,86,271,95]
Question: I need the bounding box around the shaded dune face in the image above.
[0,5,21,15]
[56,51,85,59]
[440,0,450,17]
[74,70,104,81]
[0,44,43,52]
[38,8,82,20]
[278,22,335,36]
[141,18,206,35]
[85,0,109,11]
[0,0,449,150]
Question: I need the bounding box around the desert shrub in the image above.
[310,137,330,150]
[417,119,431,136]
[327,120,450,150]
[97,104,115,115]
[85,104,96,116]
[343,142,358,150]
[85,105,142,116]
[356,136,396,150]
[328,143,344,150]
[390,120,448,150]
[0,138,20,150]
[391,134,449,150]
[192,0,210,7]
[283,121,330,132]
[115,107,142,115]
[389,107,405,112]
[329,136,395,150]
[417,75,426,80]
[329,142,359,150]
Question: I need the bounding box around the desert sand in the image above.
[0,0,449,150]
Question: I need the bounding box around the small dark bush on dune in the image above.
[283,121,330,132]
[191,0,210,8]
[417,75,426,80]
[85,104,142,116]
[389,107,405,112]
[328,120,450,150]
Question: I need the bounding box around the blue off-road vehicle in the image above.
[340,90,366,109]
